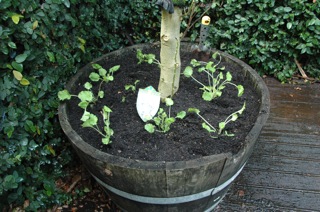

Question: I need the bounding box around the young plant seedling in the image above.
[125,80,140,93]
[136,49,160,66]
[188,102,246,137]
[58,63,120,145]
[144,98,186,133]
[183,52,244,101]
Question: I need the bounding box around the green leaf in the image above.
[165,98,174,106]
[12,62,23,72]
[13,70,23,81]
[78,101,89,109]
[15,53,28,63]
[238,102,246,114]
[176,111,186,119]
[47,51,55,62]
[145,123,155,133]
[102,137,111,145]
[84,82,92,90]
[109,65,120,73]
[202,91,214,101]
[218,122,226,131]
[82,114,98,127]
[92,63,102,69]
[231,114,238,121]
[58,90,71,100]
[8,42,17,49]
[99,68,107,77]
[103,105,112,113]
[237,85,244,97]
[78,91,94,102]
[287,22,292,29]
[226,72,232,81]
[202,123,215,133]
[98,91,104,98]
[20,78,30,86]
[80,111,90,122]
[89,72,100,81]
[183,66,193,77]
[188,108,200,114]
[212,52,219,59]
[11,14,24,24]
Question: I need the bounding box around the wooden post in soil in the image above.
[156,0,186,99]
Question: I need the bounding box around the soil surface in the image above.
[66,44,260,162]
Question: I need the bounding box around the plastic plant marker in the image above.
[136,86,161,122]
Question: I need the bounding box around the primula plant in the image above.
[58,64,120,144]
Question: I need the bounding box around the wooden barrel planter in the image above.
[58,43,270,211]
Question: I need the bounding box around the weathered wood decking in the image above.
[216,78,320,211]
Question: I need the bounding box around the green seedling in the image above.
[145,98,186,133]
[58,63,120,145]
[136,49,160,66]
[80,106,113,144]
[183,52,244,101]
[125,80,140,93]
[188,102,246,137]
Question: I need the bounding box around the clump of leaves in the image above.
[183,52,244,101]
[58,64,120,144]
[145,98,186,133]
[188,102,246,137]
[136,49,160,65]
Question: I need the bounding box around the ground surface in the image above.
[58,77,320,211]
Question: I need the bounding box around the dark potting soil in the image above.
[66,44,261,162]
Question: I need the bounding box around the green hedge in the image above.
[208,0,320,81]
[1,0,319,210]
[0,0,158,210]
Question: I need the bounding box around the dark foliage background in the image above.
[0,0,319,210]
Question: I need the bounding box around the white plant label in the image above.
[136,86,160,122]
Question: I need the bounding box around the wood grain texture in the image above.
[216,78,320,211]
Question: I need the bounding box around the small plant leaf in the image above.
[176,111,186,119]
[183,66,193,77]
[212,52,219,59]
[78,101,89,109]
[99,68,107,77]
[218,122,226,132]
[103,105,112,113]
[92,63,102,69]
[165,98,174,106]
[82,114,98,127]
[80,111,90,122]
[237,85,244,97]
[145,123,155,133]
[238,102,246,114]
[78,91,94,102]
[231,114,238,121]
[102,137,111,145]
[84,82,92,90]
[188,108,200,114]
[109,65,120,73]
[89,72,100,81]
[202,123,216,133]
[98,91,104,98]
[226,72,232,81]
[58,90,72,100]
[202,91,214,101]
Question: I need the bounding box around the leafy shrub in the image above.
[0,0,159,210]
[208,0,320,81]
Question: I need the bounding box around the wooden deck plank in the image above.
[217,79,320,211]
